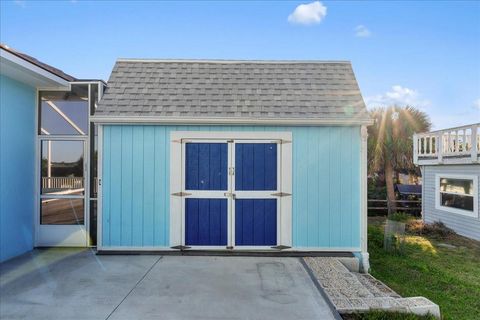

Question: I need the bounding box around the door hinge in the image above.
[171,245,191,250]
[171,191,192,197]
[280,140,292,144]
[271,192,292,197]
[228,167,235,176]
[271,245,291,250]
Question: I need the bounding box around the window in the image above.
[436,174,478,217]
[39,85,89,135]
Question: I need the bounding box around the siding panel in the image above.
[423,165,480,240]
[131,127,144,246]
[102,125,362,249]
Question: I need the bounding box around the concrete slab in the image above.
[0,250,336,320]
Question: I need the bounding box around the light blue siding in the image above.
[0,75,36,262]
[101,125,361,249]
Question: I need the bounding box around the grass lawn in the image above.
[367,217,480,320]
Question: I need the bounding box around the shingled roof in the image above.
[94,59,371,124]
[1,44,76,82]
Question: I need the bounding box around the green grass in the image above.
[343,310,436,320]
[367,217,480,320]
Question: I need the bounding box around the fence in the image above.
[42,177,84,190]
[368,199,422,215]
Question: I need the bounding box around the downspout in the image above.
[360,125,370,273]
[420,166,425,222]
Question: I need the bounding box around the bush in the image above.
[407,220,456,238]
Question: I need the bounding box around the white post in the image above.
[360,125,370,273]
[438,133,443,163]
[413,134,418,164]
[472,124,478,162]
[47,140,52,189]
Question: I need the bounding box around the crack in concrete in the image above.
[105,256,163,320]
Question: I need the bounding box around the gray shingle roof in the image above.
[95,59,370,124]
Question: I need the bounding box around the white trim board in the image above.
[97,246,361,252]
[169,131,292,250]
[0,48,70,88]
[435,173,479,218]
[91,116,373,126]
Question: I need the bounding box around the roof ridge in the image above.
[116,58,352,64]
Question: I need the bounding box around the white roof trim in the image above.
[0,48,70,87]
[116,58,352,64]
[91,116,374,126]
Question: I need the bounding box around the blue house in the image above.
[92,59,372,270]
[0,47,372,271]
[0,45,104,262]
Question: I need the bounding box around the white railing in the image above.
[42,177,84,190]
[413,123,479,165]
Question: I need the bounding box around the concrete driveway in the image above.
[0,249,337,320]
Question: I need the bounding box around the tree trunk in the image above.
[385,161,396,217]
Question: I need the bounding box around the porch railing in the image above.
[413,123,479,165]
[42,177,84,190]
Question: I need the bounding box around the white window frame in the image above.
[170,131,292,249]
[435,174,478,218]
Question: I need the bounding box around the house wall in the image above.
[422,164,480,240]
[101,125,361,250]
[0,74,36,262]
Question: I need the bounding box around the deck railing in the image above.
[413,123,479,165]
[42,177,84,190]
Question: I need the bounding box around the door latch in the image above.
[224,192,236,199]
[228,167,235,176]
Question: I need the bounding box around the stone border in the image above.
[302,257,441,319]
[299,258,344,320]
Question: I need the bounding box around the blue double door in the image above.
[184,141,278,248]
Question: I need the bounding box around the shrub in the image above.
[407,220,456,238]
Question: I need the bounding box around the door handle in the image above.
[224,192,236,199]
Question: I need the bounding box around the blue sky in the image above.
[1,0,479,129]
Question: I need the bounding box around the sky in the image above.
[1,0,479,129]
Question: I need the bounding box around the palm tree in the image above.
[368,106,431,213]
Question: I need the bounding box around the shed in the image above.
[92,59,372,268]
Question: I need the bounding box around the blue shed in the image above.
[92,60,372,269]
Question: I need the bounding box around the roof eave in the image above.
[1,48,71,88]
[91,116,374,126]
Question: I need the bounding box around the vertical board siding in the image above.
[186,143,228,190]
[235,143,277,191]
[235,199,277,246]
[185,199,228,245]
[102,125,361,249]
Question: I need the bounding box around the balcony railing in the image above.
[413,123,480,165]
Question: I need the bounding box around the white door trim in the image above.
[35,137,88,247]
[169,131,292,249]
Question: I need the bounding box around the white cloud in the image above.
[365,85,430,109]
[355,25,371,37]
[288,1,327,25]
[474,98,480,110]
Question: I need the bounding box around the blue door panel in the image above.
[235,143,277,191]
[185,198,227,246]
[186,143,227,190]
[235,199,277,246]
